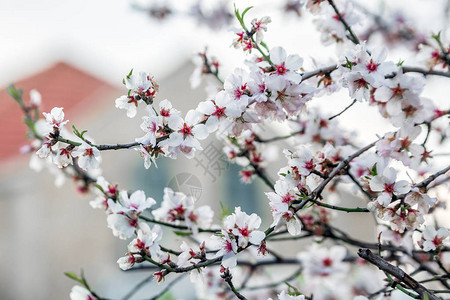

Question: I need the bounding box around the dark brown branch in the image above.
[327,0,360,45]
[222,270,247,300]
[358,249,440,300]
[328,99,357,120]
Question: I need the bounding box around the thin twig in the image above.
[327,0,360,44]
[328,99,357,120]
[146,274,187,300]
[222,270,248,300]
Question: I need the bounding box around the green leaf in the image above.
[260,41,269,51]
[345,56,353,69]
[285,282,302,296]
[173,231,192,237]
[6,84,23,103]
[241,6,253,19]
[72,125,80,136]
[219,201,230,219]
[80,130,88,138]
[64,272,84,285]
[233,4,240,21]
[370,163,377,176]
[397,59,405,66]
[431,31,441,43]
[126,68,133,79]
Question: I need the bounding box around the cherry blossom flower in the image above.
[185,205,214,235]
[71,142,101,170]
[125,71,156,98]
[89,176,116,210]
[152,187,194,223]
[251,16,271,43]
[197,91,241,132]
[106,212,139,240]
[267,47,303,83]
[135,105,163,146]
[266,178,302,235]
[223,207,266,248]
[287,146,316,177]
[374,73,423,117]
[369,167,410,206]
[211,229,238,269]
[69,286,97,300]
[352,47,397,87]
[382,201,424,232]
[167,110,209,156]
[116,190,156,214]
[157,99,180,125]
[420,226,449,252]
[224,68,251,110]
[115,95,139,118]
[297,244,349,278]
[43,107,69,129]
[36,137,55,159]
[177,241,208,283]
[117,253,142,271]
[343,71,374,102]
[135,144,158,169]
[53,146,73,168]
[127,222,162,258]
[29,89,41,107]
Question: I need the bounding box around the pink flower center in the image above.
[402,105,416,117]
[241,170,253,178]
[160,108,170,117]
[366,60,378,72]
[400,138,411,149]
[276,63,287,75]
[319,119,328,128]
[432,236,443,246]
[258,83,266,94]
[384,183,395,194]
[135,238,146,250]
[244,39,253,51]
[282,194,294,204]
[127,97,138,106]
[322,257,333,267]
[129,218,138,227]
[169,205,186,221]
[84,148,94,157]
[180,124,192,138]
[212,106,226,118]
[60,148,71,158]
[392,86,404,98]
[188,211,198,223]
[333,13,343,21]
[304,160,314,171]
[431,50,440,59]
[225,240,234,252]
[355,78,368,88]
[239,226,250,237]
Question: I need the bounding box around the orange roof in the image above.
[0,62,115,161]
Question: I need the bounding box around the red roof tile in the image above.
[0,62,115,161]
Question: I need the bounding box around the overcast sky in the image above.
[1,0,447,85]
[1,0,448,146]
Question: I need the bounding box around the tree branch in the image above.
[358,249,440,300]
